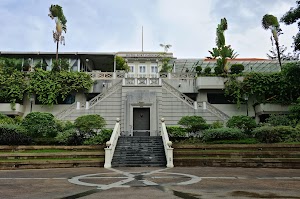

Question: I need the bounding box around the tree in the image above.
[267,45,300,61]
[262,14,282,68]
[49,4,67,62]
[281,1,300,51]
[208,18,238,74]
[116,56,129,72]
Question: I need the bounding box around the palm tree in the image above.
[49,4,67,62]
[262,14,282,68]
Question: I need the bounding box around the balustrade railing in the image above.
[123,77,161,86]
[203,101,230,121]
[162,80,195,109]
[104,118,121,168]
[161,118,174,168]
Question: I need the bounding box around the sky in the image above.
[0,0,298,59]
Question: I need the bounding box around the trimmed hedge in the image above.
[226,115,256,134]
[0,124,32,145]
[253,126,300,143]
[202,128,245,142]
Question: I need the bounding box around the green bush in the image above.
[83,129,113,145]
[166,126,187,137]
[210,121,224,129]
[0,113,15,124]
[202,128,245,142]
[214,66,223,75]
[21,112,59,138]
[0,124,32,145]
[226,115,257,134]
[253,126,299,143]
[56,128,83,145]
[266,114,294,127]
[74,114,106,137]
[196,66,202,75]
[230,64,244,74]
[204,67,212,75]
[178,116,209,133]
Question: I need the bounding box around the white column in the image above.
[194,101,198,110]
[135,78,138,85]
[203,101,207,110]
[77,58,80,72]
[76,102,80,110]
[122,78,126,86]
[159,78,162,86]
[85,101,89,110]
[168,73,171,79]
[147,78,150,85]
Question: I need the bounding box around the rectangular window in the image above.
[207,93,234,104]
[129,65,135,73]
[151,66,158,73]
[139,65,146,73]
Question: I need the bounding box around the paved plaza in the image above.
[0,167,299,199]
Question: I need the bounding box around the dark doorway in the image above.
[133,108,150,136]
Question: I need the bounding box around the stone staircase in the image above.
[112,136,166,167]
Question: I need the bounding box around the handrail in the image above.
[104,118,121,168]
[89,80,122,108]
[162,80,195,109]
[205,101,230,121]
[55,100,85,120]
[160,118,174,168]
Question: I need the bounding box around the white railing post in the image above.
[194,101,198,110]
[147,78,150,85]
[76,102,80,110]
[168,73,171,79]
[203,101,207,110]
[122,78,125,86]
[134,78,138,85]
[104,118,121,168]
[159,78,162,86]
[160,118,174,168]
[85,102,89,110]
[113,72,116,79]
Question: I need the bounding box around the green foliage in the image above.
[0,124,32,145]
[202,128,245,142]
[55,128,83,145]
[0,60,27,104]
[28,69,93,105]
[204,67,212,74]
[0,114,15,124]
[214,66,223,75]
[74,114,106,137]
[230,64,244,74]
[178,116,209,132]
[226,115,257,134]
[253,126,299,143]
[21,112,59,138]
[49,4,67,32]
[210,121,224,129]
[116,56,130,72]
[289,97,300,123]
[34,61,47,70]
[281,2,300,51]
[208,18,238,73]
[166,126,187,137]
[196,66,202,75]
[266,114,294,127]
[52,59,70,72]
[83,129,113,145]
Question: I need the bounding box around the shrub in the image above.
[167,126,187,137]
[0,113,15,124]
[230,64,244,74]
[210,121,224,129]
[56,128,83,145]
[178,116,209,133]
[74,114,106,137]
[266,114,294,127]
[226,115,257,135]
[214,66,223,75]
[21,112,59,138]
[253,126,299,143]
[202,128,245,142]
[0,124,32,145]
[83,129,113,145]
[196,66,202,75]
[204,67,212,75]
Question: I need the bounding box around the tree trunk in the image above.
[56,41,59,61]
[274,37,282,69]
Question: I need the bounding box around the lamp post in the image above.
[244,94,249,116]
[30,95,35,113]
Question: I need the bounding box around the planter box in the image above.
[196,77,226,89]
[0,103,24,115]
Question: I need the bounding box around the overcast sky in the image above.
[0,0,298,58]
